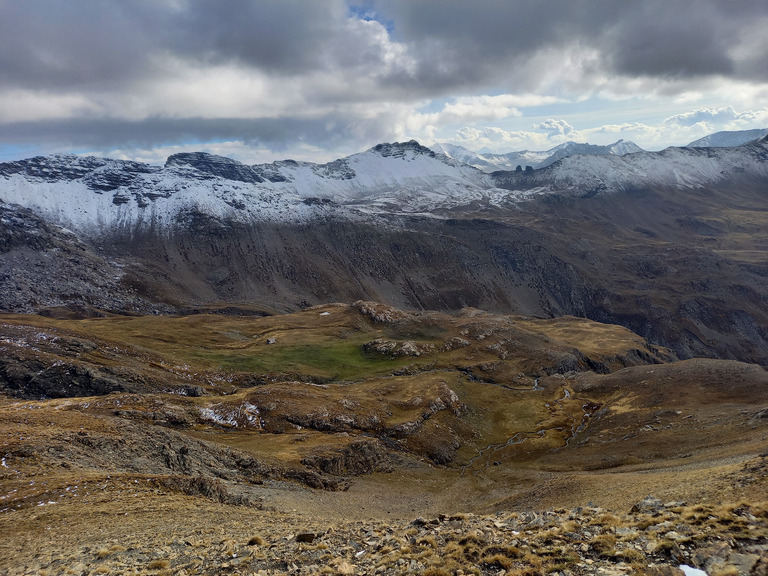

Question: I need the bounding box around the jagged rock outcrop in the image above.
[301,440,391,476]
[165,152,265,184]
[371,139,437,159]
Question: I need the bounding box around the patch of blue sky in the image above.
[512,97,675,131]
[348,4,394,33]
[417,98,452,114]
[0,144,41,162]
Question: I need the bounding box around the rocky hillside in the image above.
[1,303,767,575]
[4,492,768,576]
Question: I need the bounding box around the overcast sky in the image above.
[1,0,767,164]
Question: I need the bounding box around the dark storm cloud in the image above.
[0,0,766,156]
[0,0,410,93]
[599,2,737,78]
[0,115,389,156]
[0,0,352,90]
[4,0,763,93]
[168,0,361,74]
[0,1,160,90]
[370,0,768,83]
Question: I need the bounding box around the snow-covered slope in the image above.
[0,141,494,233]
[537,140,644,169]
[688,128,768,148]
[493,137,768,196]
[432,140,643,172]
[2,138,768,234]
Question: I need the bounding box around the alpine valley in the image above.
[1,132,768,576]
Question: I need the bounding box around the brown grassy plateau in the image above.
[1,302,767,575]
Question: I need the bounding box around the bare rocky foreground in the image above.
[1,303,767,575]
[2,484,768,575]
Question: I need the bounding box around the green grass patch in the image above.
[193,340,406,380]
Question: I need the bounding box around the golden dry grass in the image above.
[2,304,768,574]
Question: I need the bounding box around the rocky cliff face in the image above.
[0,201,163,314]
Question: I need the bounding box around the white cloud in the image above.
[450,120,585,152]
[664,106,740,127]
[533,119,580,139]
[0,90,103,123]
[440,105,768,153]
[650,105,768,145]
[403,94,566,149]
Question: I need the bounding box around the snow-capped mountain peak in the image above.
[687,128,768,148]
[606,139,644,155]
[367,139,437,159]
[166,151,266,184]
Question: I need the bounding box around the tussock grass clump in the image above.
[457,532,485,546]
[483,545,523,559]
[651,538,680,558]
[506,553,545,576]
[751,504,768,519]
[635,514,671,531]
[534,528,561,546]
[558,519,580,534]
[459,542,482,562]
[590,512,624,528]
[591,533,617,557]
[480,545,524,570]
[531,545,580,573]
[416,535,438,548]
[612,547,645,564]
[481,553,515,570]
[682,511,710,526]
[442,540,463,559]
[709,567,740,576]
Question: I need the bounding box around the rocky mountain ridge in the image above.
[2,137,767,235]
[0,140,492,232]
[491,136,768,196]
[2,137,768,366]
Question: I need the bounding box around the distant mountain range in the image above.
[431,139,644,172]
[1,129,768,366]
[3,133,767,234]
[430,128,768,173]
